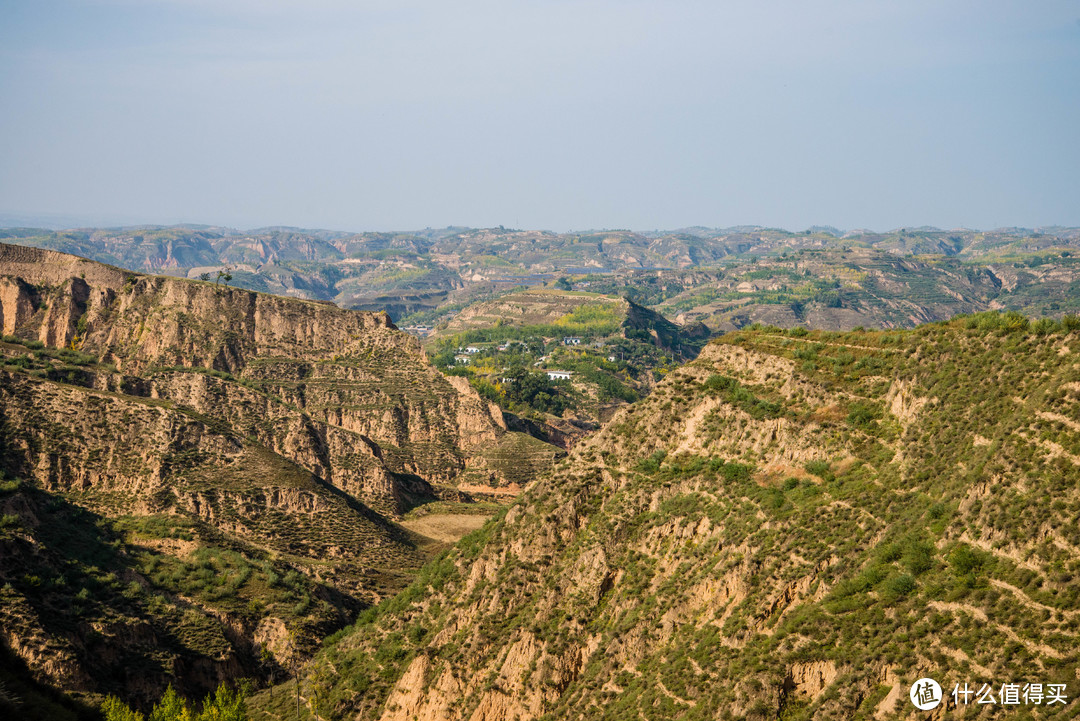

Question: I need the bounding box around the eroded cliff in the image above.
[0,242,520,513]
[0,243,555,709]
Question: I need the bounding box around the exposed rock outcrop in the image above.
[0,242,533,512]
[0,243,559,708]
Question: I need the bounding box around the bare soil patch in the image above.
[400,513,493,544]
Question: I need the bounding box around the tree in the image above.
[103,696,145,721]
[148,686,191,721]
[197,683,247,721]
[503,368,567,415]
[257,644,277,700]
[283,630,302,719]
[308,666,333,721]
[101,682,248,721]
[554,277,572,291]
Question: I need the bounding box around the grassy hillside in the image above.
[424,289,710,431]
[651,247,1080,331]
[268,312,1080,720]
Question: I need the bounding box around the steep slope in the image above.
[0,243,553,710]
[0,243,517,512]
[0,361,420,710]
[282,313,1080,720]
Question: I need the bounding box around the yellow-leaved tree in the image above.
[101,682,247,721]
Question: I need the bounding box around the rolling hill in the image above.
[6,225,1080,331]
[274,314,1080,720]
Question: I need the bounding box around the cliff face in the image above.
[293,318,1080,721]
[0,367,420,707]
[0,242,514,513]
[0,242,549,709]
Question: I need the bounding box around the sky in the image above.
[1,0,1078,232]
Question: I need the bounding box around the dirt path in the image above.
[958,531,1041,572]
[755,335,903,354]
[1029,434,1080,466]
[928,601,1062,661]
[656,679,696,707]
[1036,410,1080,434]
[990,579,1079,622]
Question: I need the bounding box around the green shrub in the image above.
[878,543,902,563]
[846,402,880,428]
[715,460,754,483]
[803,460,833,481]
[1032,318,1059,336]
[703,375,783,419]
[949,544,988,577]
[102,696,144,721]
[902,541,935,575]
[1002,311,1029,334]
[885,574,916,597]
[637,450,667,473]
[703,375,736,392]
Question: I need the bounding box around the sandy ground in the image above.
[400,513,493,544]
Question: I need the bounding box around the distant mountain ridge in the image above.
[5,225,1080,328]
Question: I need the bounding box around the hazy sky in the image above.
[1,1,1078,232]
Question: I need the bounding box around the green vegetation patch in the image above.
[702,374,783,419]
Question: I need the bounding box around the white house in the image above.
[464,346,482,354]
[547,370,573,381]
[454,355,471,365]
[562,337,582,345]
